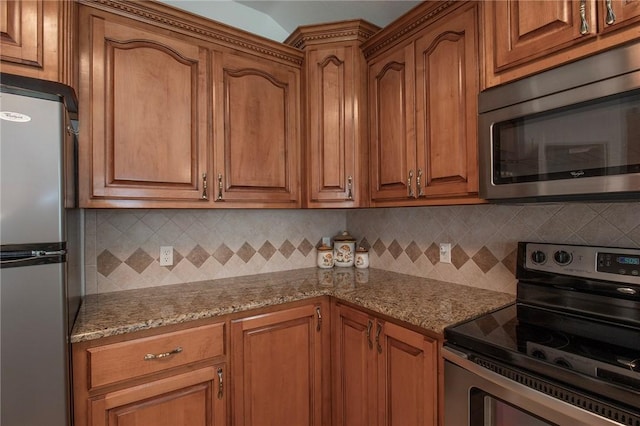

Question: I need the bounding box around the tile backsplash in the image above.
[86,202,640,295]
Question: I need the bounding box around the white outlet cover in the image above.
[160,246,173,266]
[439,243,452,264]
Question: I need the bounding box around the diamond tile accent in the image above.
[388,240,403,260]
[187,245,210,268]
[259,241,277,260]
[425,243,440,265]
[166,250,183,272]
[213,244,234,265]
[125,248,154,274]
[451,244,470,270]
[405,241,423,263]
[358,237,371,250]
[237,243,256,263]
[372,238,386,257]
[471,246,499,273]
[97,250,122,277]
[279,240,296,259]
[501,248,518,275]
[297,238,314,256]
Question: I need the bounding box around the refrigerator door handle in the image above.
[0,249,66,266]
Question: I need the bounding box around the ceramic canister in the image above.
[333,231,356,267]
[354,247,369,269]
[316,245,334,269]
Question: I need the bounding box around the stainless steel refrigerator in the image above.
[0,74,82,426]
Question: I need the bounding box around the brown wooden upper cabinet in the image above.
[212,51,301,207]
[364,2,481,207]
[286,20,379,208]
[0,0,76,87]
[77,0,303,208]
[483,0,640,88]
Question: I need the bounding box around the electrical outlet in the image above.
[439,243,452,264]
[160,246,173,266]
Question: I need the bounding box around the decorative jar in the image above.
[316,245,334,269]
[333,231,356,267]
[354,247,369,269]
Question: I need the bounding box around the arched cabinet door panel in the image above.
[212,51,301,207]
[78,6,209,205]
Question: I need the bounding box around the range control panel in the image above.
[524,242,640,286]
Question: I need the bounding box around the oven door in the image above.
[443,347,625,426]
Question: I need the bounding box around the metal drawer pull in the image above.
[375,323,383,353]
[416,168,424,197]
[143,346,183,361]
[347,176,353,200]
[216,173,224,201]
[407,169,414,198]
[579,0,589,35]
[202,173,208,199]
[605,0,616,25]
[316,306,322,331]
[366,320,373,349]
[217,368,224,399]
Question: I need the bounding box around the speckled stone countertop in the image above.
[71,268,515,343]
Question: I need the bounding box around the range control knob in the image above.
[531,250,546,264]
[554,250,572,265]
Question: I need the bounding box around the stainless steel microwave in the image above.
[479,42,640,201]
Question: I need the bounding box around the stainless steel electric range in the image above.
[443,242,639,426]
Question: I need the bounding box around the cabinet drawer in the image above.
[87,322,225,389]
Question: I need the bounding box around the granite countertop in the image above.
[71,268,515,343]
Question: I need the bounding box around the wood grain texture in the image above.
[231,301,328,426]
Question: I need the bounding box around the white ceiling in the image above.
[158,0,421,42]
[235,1,421,32]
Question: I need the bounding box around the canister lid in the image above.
[333,230,356,242]
[317,244,332,251]
[356,246,368,253]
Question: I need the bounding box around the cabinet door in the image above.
[491,0,596,72]
[598,0,640,33]
[377,321,438,426]
[369,46,416,203]
[231,302,327,426]
[332,303,377,426]
[414,4,479,198]
[306,45,367,207]
[79,8,209,205]
[89,365,227,426]
[1,0,74,84]
[213,51,301,207]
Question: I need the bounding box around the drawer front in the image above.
[87,322,225,389]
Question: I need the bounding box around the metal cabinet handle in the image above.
[375,323,383,353]
[605,0,616,25]
[346,176,353,200]
[316,306,322,331]
[202,173,208,199]
[217,368,224,399]
[144,346,183,361]
[579,0,590,35]
[366,320,373,349]
[407,170,415,198]
[216,173,224,201]
[416,169,424,197]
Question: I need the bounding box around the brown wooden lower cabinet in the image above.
[230,300,331,426]
[88,365,227,426]
[332,302,439,426]
[72,321,228,426]
[74,298,440,426]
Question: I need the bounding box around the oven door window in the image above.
[491,89,640,185]
[470,388,556,426]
